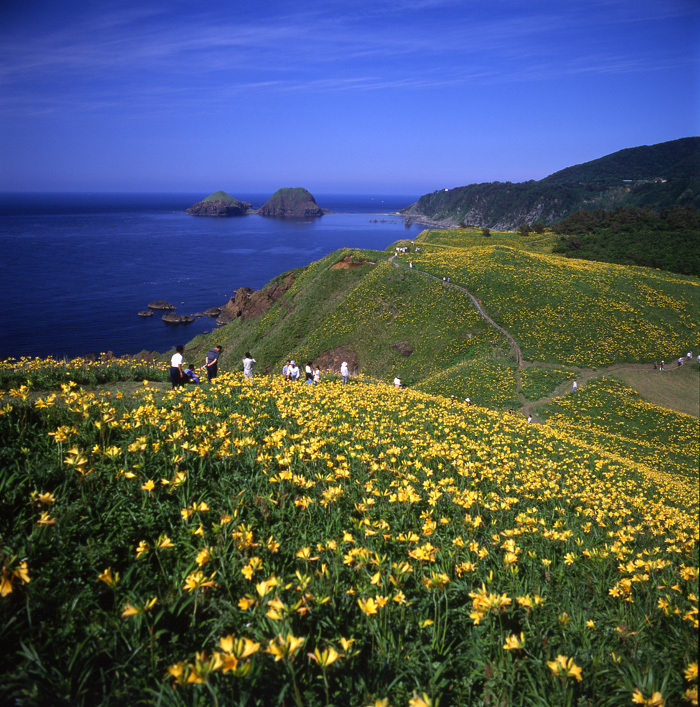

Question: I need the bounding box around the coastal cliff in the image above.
[401,137,700,230]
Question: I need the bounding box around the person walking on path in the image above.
[205,345,223,381]
[170,345,187,389]
[243,352,256,380]
[572,380,578,392]
[340,361,349,385]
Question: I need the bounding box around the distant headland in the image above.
[186,187,328,217]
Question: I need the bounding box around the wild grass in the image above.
[521,366,577,401]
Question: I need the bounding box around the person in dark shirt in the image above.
[184,363,200,384]
[205,345,223,381]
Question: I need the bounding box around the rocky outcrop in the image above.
[186,191,252,217]
[162,313,195,324]
[217,273,296,325]
[148,300,176,310]
[256,188,324,217]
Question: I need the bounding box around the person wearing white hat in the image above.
[340,361,349,384]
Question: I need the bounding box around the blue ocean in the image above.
[0,193,425,359]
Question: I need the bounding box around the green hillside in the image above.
[401,137,700,229]
[182,229,699,385]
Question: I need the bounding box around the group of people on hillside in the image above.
[281,359,350,385]
[169,344,224,388]
[170,344,355,389]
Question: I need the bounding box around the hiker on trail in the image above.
[660,360,665,371]
[678,357,683,367]
[688,351,692,360]
[340,361,349,385]
[465,397,471,406]
[205,345,223,381]
[282,360,291,380]
[242,352,256,380]
[654,361,658,370]
[572,380,578,392]
[170,345,187,389]
[410,260,413,268]
[527,414,532,424]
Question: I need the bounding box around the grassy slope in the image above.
[538,376,700,482]
[410,230,699,367]
[162,227,700,417]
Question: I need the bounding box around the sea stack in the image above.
[256,187,324,217]
[186,191,252,216]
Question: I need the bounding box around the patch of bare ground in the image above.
[608,362,699,418]
[330,255,375,269]
[314,346,358,374]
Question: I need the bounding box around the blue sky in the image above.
[0,0,697,195]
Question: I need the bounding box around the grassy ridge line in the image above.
[179,248,511,394]
[1,371,697,704]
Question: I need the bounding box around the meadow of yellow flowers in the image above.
[0,364,697,706]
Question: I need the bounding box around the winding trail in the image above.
[390,253,522,365]
[389,253,699,419]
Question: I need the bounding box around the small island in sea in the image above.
[185,190,253,216]
[256,187,325,217]
[185,187,327,217]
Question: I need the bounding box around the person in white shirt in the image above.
[340,361,349,385]
[393,376,401,388]
[290,361,300,381]
[242,352,256,379]
[170,345,186,389]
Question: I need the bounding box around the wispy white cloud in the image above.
[0,0,696,117]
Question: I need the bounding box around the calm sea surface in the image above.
[0,193,424,359]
